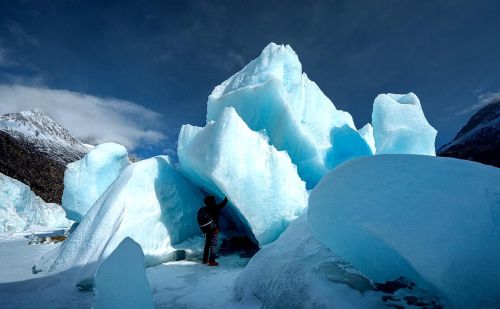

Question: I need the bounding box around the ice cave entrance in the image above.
[205,193,260,257]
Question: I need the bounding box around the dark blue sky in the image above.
[1,0,499,157]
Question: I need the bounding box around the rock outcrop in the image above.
[0,109,88,203]
[438,100,500,168]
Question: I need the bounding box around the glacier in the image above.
[372,93,437,155]
[207,43,369,188]
[308,155,500,308]
[178,107,308,246]
[39,156,203,280]
[62,142,129,222]
[0,172,71,232]
[235,215,387,308]
[94,237,154,309]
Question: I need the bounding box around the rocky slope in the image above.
[0,109,89,203]
[437,100,500,168]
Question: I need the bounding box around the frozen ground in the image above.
[0,230,252,309]
[148,256,255,308]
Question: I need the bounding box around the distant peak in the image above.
[22,108,47,116]
[2,109,57,125]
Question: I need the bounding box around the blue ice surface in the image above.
[309,154,500,308]
[178,107,308,246]
[207,43,362,188]
[324,124,374,170]
[94,237,154,309]
[235,215,386,308]
[372,93,437,155]
[0,172,71,232]
[62,142,129,222]
[40,156,203,280]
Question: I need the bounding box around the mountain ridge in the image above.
[0,109,89,203]
[437,100,500,168]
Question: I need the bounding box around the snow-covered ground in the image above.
[149,256,254,308]
[0,230,252,309]
[2,43,496,309]
[0,231,93,308]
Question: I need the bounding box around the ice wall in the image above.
[0,172,70,232]
[62,142,129,222]
[94,237,154,309]
[207,43,365,187]
[372,93,437,155]
[308,155,500,308]
[40,156,203,279]
[178,107,308,245]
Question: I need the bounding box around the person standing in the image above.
[197,195,228,266]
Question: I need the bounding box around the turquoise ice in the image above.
[309,155,500,308]
[0,172,71,232]
[207,43,369,188]
[178,107,308,246]
[372,93,437,155]
[94,237,154,309]
[40,156,202,279]
[62,142,129,222]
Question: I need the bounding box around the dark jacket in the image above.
[205,197,228,228]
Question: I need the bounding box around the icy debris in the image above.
[372,93,437,155]
[309,155,500,308]
[39,156,203,280]
[207,43,364,188]
[28,232,66,245]
[93,237,154,309]
[62,142,129,222]
[0,172,71,232]
[178,107,308,245]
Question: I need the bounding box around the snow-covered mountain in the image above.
[438,100,500,167]
[0,109,89,203]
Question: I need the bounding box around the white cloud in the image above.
[456,91,500,115]
[0,84,168,151]
[478,91,500,105]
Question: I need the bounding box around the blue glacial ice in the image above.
[372,93,437,155]
[308,155,500,308]
[207,43,368,188]
[0,172,71,232]
[94,237,154,309]
[62,142,129,222]
[235,215,388,308]
[40,156,203,279]
[178,107,308,246]
[358,123,376,154]
[324,124,374,170]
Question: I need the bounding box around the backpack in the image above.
[197,207,215,233]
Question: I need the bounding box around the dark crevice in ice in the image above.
[218,202,259,257]
[198,189,260,257]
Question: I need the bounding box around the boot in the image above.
[208,261,219,266]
